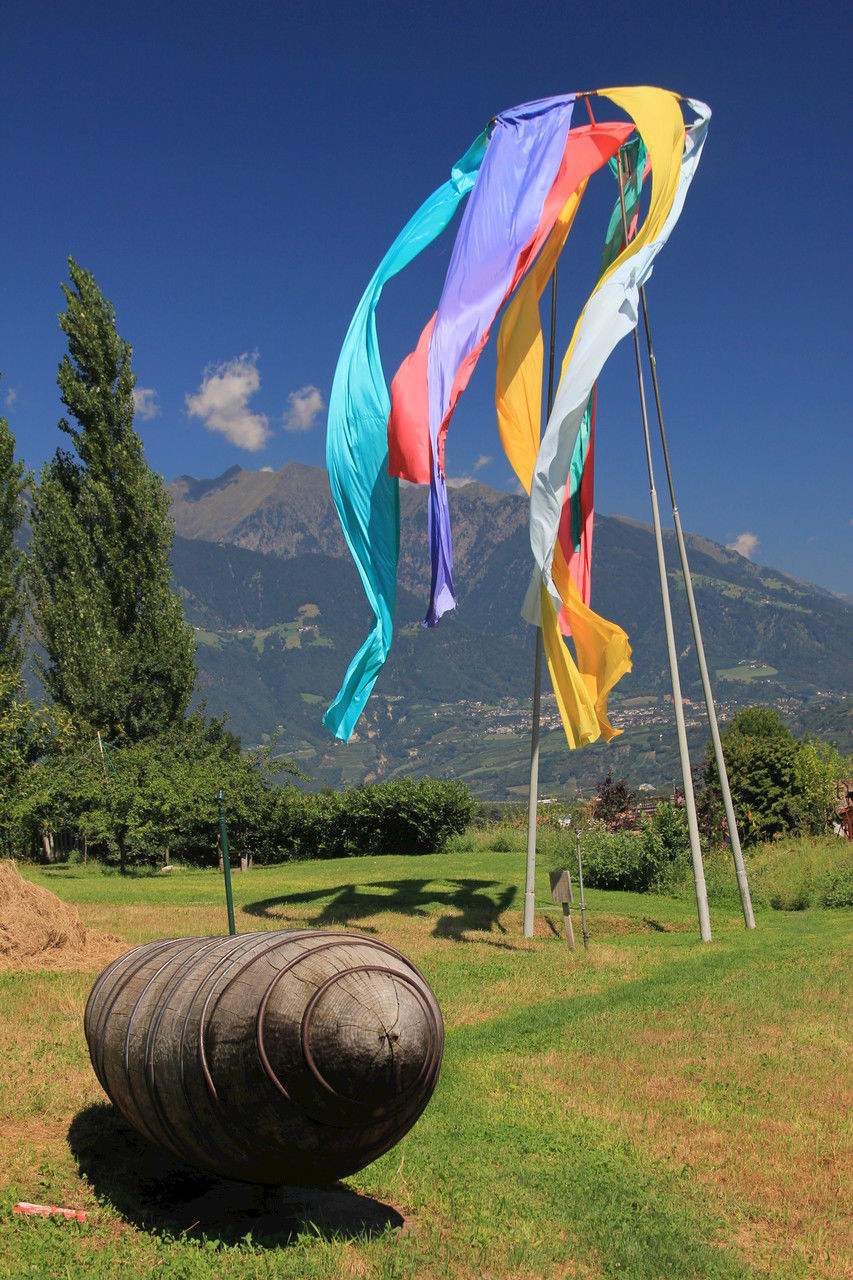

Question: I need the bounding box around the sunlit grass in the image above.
[2,851,850,1278]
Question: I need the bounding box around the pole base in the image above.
[522,890,535,938]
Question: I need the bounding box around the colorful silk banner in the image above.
[494,122,636,747]
[389,95,581,624]
[525,92,710,746]
[324,88,709,749]
[529,90,709,606]
[323,129,488,741]
[561,135,647,623]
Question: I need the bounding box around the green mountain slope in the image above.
[167,465,852,797]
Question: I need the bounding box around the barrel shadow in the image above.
[68,1103,406,1245]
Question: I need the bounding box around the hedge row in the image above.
[571,804,691,894]
[271,778,474,862]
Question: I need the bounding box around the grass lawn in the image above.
[716,664,779,683]
[1,850,850,1279]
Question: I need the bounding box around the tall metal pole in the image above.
[637,288,755,929]
[523,266,559,938]
[616,150,711,943]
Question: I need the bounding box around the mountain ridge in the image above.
[167,461,847,607]
[164,464,852,797]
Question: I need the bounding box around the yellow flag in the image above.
[496,184,631,749]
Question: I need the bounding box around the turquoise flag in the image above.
[324,129,489,740]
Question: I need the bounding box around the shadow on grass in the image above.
[68,1103,405,1245]
[242,876,517,942]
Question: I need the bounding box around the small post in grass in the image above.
[549,868,575,952]
[216,788,236,937]
[576,829,589,950]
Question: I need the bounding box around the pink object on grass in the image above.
[13,1201,88,1222]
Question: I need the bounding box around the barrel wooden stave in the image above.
[84,929,443,1184]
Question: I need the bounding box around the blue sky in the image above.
[2,0,851,595]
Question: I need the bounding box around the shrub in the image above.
[489,832,520,853]
[274,777,473,860]
[574,824,651,893]
[639,802,692,891]
[702,706,852,845]
[817,856,853,909]
[560,807,693,895]
[702,835,852,911]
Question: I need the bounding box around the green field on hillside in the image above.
[2,849,851,1279]
[716,663,779,682]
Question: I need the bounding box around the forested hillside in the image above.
[167,465,852,797]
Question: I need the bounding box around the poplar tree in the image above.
[0,384,28,683]
[29,259,196,741]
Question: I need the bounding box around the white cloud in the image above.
[132,386,160,420]
[4,387,18,409]
[474,454,492,472]
[727,531,759,560]
[282,385,325,433]
[446,475,476,489]
[186,353,270,452]
[259,465,274,473]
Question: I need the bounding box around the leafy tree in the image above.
[594,771,637,829]
[0,668,72,857]
[792,737,850,835]
[28,258,195,742]
[704,708,799,844]
[703,706,849,845]
[0,385,29,681]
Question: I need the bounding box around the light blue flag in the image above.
[324,129,489,741]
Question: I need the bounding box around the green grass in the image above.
[703,835,853,911]
[716,663,779,682]
[2,849,851,1279]
[192,628,223,649]
[251,622,296,654]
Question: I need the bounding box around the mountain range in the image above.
[166,463,852,798]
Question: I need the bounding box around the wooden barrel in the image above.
[84,930,443,1185]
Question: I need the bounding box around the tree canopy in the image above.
[28,259,195,742]
[704,706,849,845]
[0,386,28,683]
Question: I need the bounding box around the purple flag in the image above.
[425,93,576,625]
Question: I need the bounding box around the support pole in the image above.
[523,632,542,937]
[523,266,559,938]
[637,288,755,930]
[216,788,237,937]
[576,829,589,950]
[616,150,711,943]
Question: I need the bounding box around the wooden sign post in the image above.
[549,869,575,952]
